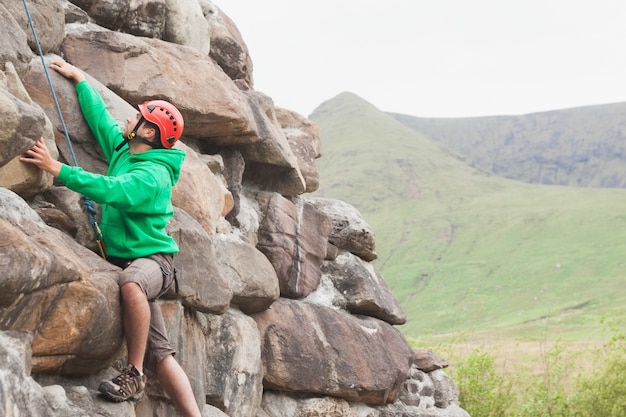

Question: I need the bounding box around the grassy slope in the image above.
[311,92,626,342]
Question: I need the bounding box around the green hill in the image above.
[311,92,626,342]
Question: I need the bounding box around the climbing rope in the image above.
[22,0,107,259]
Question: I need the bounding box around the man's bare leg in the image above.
[121,282,150,372]
[156,355,202,417]
[98,282,150,402]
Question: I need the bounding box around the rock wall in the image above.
[0,1,469,416]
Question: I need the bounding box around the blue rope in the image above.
[22,0,106,259]
[22,0,78,167]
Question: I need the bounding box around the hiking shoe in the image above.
[98,363,146,402]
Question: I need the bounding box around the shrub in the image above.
[515,339,576,417]
[572,312,626,417]
[573,352,626,417]
[423,312,626,417]
[453,348,514,417]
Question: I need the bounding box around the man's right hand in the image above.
[20,137,63,177]
[50,61,86,84]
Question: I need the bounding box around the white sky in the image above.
[219,0,626,118]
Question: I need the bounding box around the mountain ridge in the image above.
[388,101,626,188]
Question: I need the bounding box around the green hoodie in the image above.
[57,81,186,259]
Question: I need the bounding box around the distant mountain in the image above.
[310,92,626,342]
[389,103,626,188]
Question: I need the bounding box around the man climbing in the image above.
[21,61,202,417]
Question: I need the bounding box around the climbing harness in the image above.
[22,0,107,259]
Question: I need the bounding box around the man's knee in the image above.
[121,282,146,301]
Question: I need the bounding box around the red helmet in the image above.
[138,100,184,149]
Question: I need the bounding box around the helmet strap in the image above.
[115,116,162,151]
[115,136,129,152]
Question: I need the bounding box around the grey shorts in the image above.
[115,253,176,372]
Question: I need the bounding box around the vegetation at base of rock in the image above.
[424,315,626,417]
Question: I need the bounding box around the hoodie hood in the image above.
[130,148,186,185]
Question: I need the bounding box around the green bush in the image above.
[443,339,577,417]
[574,351,626,417]
[452,348,514,417]
[572,314,626,417]
[419,312,626,417]
[514,339,576,417]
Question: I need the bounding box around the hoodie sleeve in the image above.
[57,163,161,213]
[75,81,125,163]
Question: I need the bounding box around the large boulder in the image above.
[173,141,231,236]
[208,5,253,87]
[203,308,264,417]
[256,194,331,299]
[321,251,406,325]
[0,62,56,199]
[61,28,259,142]
[213,233,280,314]
[0,3,33,75]
[305,197,377,261]
[166,208,232,314]
[252,299,412,405]
[0,188,122,375]
[68,0,168,39]
[2,0,64,55]
[276,107,322,193]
